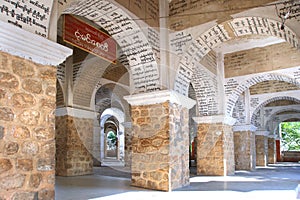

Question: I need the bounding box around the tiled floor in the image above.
[55,163,300,200]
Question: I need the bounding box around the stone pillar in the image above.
[255,131,269,166]
[93,115,101,166]
[0,21,72,199]
[55,107,95,176]
[233,125,256,171]
[194,115,236,176]
[124,90,195,191]
[123,122,133,168]
[268,136,276,164]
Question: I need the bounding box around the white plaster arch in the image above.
[227,73,300,116]
[250,96,300,129]
[272,114,300,137]
[100,107,125,163]
[60,0,160,96]
[251,96,300,123]
[173,16,300,116]
[267,108,300,135]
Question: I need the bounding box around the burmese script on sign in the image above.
[63,14,116,63]
[0,0,53,38]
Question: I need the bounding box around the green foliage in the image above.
[280,122,300,151]
[107,131,117,150]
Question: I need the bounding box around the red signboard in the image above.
[63,14,116,64]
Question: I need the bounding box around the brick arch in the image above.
[174,16,299,116]
[250,96,300,126]
[62,0,160,97]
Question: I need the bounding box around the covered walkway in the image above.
[55,163,300,200]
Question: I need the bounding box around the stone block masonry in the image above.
[131,101,189,191]
[256,135,268,166]
[268,137,276,164]
[55,115,93,176]
[0,51,56,199]
[196,122,235,176]
[234,131,256,170]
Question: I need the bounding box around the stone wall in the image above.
[131,101,189,191]
[0,51,56,199]
[256,135,268,166]
[197,123,235,176]
[55,115,93,176]
[234,131,256,170]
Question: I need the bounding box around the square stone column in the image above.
[0,21,72,199]
[123,122,133,168]
[125,90,195,191]
[233,125,256,171]
[194,115,236,176]
[268,136,276,164]
[55,108,95,176]
[255,131,269,166]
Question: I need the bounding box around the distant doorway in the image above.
[105,130,118,159]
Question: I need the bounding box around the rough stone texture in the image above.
[256,135,268,166]
[268,138,276,164]
[0,158,12,174]
[13,126,30,139]
[22,79,42,94]
[196,123,235,176]
[131,101,189,191]
[0,107,14,121]
[0,72,19,89]
[11,192,37,200]
[11,93,36,108]
[124,125,133,168]
[55,115,93,176]
[234,131,256,170]
[0,51,56,198]
[16,159,33,171]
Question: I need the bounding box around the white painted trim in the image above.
[193,115,237,126]
[0,21,72,66]
[121,122,132,128]
[255,130,270,136]
[55,107,96,119]
[233,124,257,132]
[124,90,196,109]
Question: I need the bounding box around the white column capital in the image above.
[0,21,72,66]
[121,122,132,128]
[193,115,237,126]
[233,124,257,132]
[124,90,196,109]
[255,130,270,136]
[55,107,97,119]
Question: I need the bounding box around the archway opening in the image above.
[279,120,300,162]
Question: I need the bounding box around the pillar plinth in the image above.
[193,115,236,176]
[124,90,195,191]
[233,125,257,171]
